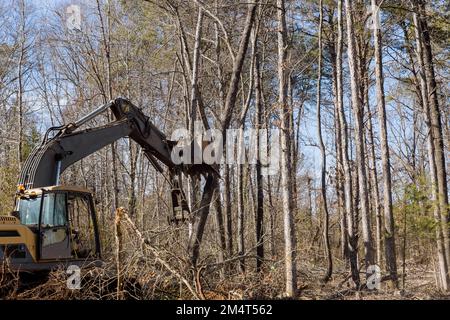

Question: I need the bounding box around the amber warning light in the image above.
[17,184,25,194]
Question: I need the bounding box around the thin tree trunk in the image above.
[220,2,257,131]
[124,47,137,218]
[361,54,382,269]
[188,7,204,237]
[189,1,258,266]
[316,0,332,282]
[128,142,137,216]
[288,75,297,213]
[237,154,245,272]
[213,1,227,268]
[413,9,449,292]
[219,1,257,262]
[337,0,359,287]
[268,173,276,259]
[237,26,258,273]
[277,0,297,297]
[17,0,26,168]
[236,111,249,273]
[344,0,375,274]
[213,192,226,276]
[97,0,119,209]
[224,165,233,257]
[328,17,348,262]
[370,0,398,287]
[365,95,383,269]
[416,0,450,268]
[255,47,264,273]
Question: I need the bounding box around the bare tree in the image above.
[16,0,27,167]
[188,0,258,267]
[96,0,120,209]
[415,0,449,268]
[370,0,398,287]
[412,4,449,292]
[344,0,375,274]
[188,7,204,237]
[277,0,297,297]
[316,0,332,282]
[254,39,264,273]
[337,0,360,287]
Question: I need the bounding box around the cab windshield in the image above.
[17,196,41,225]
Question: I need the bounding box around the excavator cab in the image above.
[0,186,101,272]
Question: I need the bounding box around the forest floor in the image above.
[297,261,450,300]
[1,259,449,300]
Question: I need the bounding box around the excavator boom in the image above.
[19,97,211,189]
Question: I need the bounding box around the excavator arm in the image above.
[18,97,213,222]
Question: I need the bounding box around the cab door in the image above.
[67,193,99,259]
[39,192,72,260]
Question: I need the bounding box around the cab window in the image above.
[18,196,41,225]
[41,193,67,227]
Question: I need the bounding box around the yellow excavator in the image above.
[0,97,214,273]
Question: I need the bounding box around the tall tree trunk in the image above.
[288,75,297,213]
[219,1,257,262]
[237,153,245,273]
[185,1,257,269]
[316,0,332,282]
[337,0,360,287]
[328,12,348,262]
[237,27,258,273]
[188,7,204,237]
[277,0,297,297]
[416,0,450,267]
[97,0,119,209]
[344,0,375,274]
[334,95,348,263]
[365,93,382,269]
[124,47,137,218]
[413,9,449,292]
[254,39,264,273]
[17,0,26,168]
[360,47,382,269]
[213,2,227,269]
[370,0,398,287]
[268,168,276,259]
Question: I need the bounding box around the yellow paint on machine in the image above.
[0,216,38,262]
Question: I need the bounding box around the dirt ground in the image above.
[297,262,450,300]
[1,259,449,300]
